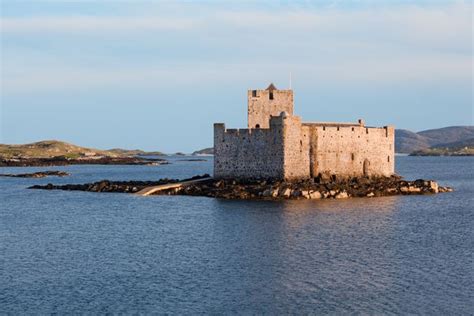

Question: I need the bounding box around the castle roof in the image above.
[266,83,277,91]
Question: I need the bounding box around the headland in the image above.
[0,140,167,167]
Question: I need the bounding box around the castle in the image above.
[214,84,395,180]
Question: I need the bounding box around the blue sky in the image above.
[1,1,472,152]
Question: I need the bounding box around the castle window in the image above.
[323,126,326,131]
[352,127,354,132]
[255,124,260,129]
[337,126,340,131]
[252,90,257,97]
[269,92,274,100]
[366,128,369,134]
[351,153,355,161]
[388,156,390,162]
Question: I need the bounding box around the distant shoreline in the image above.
[0,156,168,167]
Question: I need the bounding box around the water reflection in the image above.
[209,197,402,313]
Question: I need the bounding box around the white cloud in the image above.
[1,2,472,94]
[2,54,471,94]
[2,3,471,43]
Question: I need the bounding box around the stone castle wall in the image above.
[281,115,311,179]
[247,89,293,129]
[213,119,285,179]
[304,124,395,179]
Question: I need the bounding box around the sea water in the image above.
[0,156,473,314]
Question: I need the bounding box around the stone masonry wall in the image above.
[282,115,311,179]
[247,89,293,129]
[305,123,395,178]
[213,121,285,179]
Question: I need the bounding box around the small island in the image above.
[29,174,452,200]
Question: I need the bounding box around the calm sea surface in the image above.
[0,156,473,314]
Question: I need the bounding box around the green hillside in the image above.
[0,140,164,159]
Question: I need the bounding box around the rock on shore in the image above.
[175,176,452,200]
[0,171,70,178]
[28,175,210,193]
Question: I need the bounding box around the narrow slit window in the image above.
[252,90,257,97]
[269,91,274,100]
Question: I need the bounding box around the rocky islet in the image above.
[28,174,452,200]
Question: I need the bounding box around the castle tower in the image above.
[247,83,294,129]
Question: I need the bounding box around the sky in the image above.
[0,0,472,153]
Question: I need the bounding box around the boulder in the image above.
[279,188,292,198]
[439,186,453,193]
[400,186,409,193]
[271,188,279,197]
[309,191,322,199]
[401,186,421,193]
[335,191,349,199]
[260,186,280,198]
[301,190,311,199]
[410,186,422,193]
[428,181,439,193]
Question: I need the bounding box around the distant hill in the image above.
[418,126,474,145]
[107,148,165,156]
[395,126,474,153]
[192,147,214,155]
[395,130,431,153]
[432,137,474,149]
[0,140,164,159]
